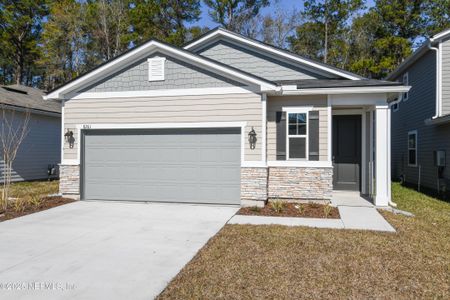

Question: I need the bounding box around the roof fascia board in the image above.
[0,103,61,117]
[44,40,278,100]
[184,29,361,80]
[430,29,450,42]
[281,85,411,95]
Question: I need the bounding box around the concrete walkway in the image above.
[0,201,238,300]
[229,192,396,232]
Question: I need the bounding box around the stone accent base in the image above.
[268,167,333,200]
[241,167,268,206]
[59,164,80,195]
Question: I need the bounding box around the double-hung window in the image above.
[287,111,308,159]
[408,130,417,166]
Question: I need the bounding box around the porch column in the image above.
[374,105,391,206]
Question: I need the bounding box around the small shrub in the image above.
[12,198,26,213]
[323,204,333,218]
[270,200,286,213]
[309,201,321,209]
[295,204,304,214]
[28,194,42,208]
[250,206,261,213]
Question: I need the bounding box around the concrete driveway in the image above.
[0,201,238,300]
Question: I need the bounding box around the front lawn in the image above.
[0,180,74,221]
[158,183,450,299]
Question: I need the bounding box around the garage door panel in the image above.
[83,128,241,204]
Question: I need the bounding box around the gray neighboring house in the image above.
[388,28,450,196]
[0,84,61,182]
[44,28,409,207]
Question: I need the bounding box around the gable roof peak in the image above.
[184,27,364,80]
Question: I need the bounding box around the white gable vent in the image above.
[148,57,166,81]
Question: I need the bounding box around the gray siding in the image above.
[391,50,450,191]
[441,37,450,115]
[81,52,243,93]
[0,111,61,182]
[63,92,262,162]
[197,40,335,81]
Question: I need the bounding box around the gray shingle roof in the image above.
[0,85,60,114]
[275,79,403,89]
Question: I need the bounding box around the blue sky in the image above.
[194,0,376,28]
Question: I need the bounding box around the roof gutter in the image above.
[280,85,410,95]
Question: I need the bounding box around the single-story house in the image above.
[1,84,61,182]
[44,28,410,207]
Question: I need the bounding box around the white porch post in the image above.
[374,104,391,206]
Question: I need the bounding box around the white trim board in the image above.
[282,85,411,95]
[68,86,257,100]
[44,40,279,100]
[184,28,361,80]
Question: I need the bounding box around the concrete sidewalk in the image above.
[229,192,396,232]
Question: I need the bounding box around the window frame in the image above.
[283,107,312,161]
[402,72,409,101]
[408,130,417,167]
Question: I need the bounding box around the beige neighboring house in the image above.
[44,28,409,207]
[0,84,61,182]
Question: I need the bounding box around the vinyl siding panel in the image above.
[441,37,450,115]
[0,111,61,182]
[63,93,262,161]
[197,40,334,81]
[81,52,243,93]
[391,50,450,190]
[267,95,328,161]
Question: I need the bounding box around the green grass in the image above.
[158,182,450,299]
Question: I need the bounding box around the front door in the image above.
[332,115,361,191]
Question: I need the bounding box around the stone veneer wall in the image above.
[241,167,268,203]
[268,167,333,200]
[59,164,333,203]
[59,164,80,195]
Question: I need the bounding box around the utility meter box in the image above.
[434,150,446,167]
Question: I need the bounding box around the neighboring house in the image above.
[388,28,450,197]
[0,84,61,182]
[44,28,409,207]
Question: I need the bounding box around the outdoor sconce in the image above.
[248,127,257,150]
[64,129,75,149]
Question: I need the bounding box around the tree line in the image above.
[0,0,448,90]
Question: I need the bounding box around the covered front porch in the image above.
[328,94,393,207]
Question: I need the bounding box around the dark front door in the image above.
[332,115,361,191]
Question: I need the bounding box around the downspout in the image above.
[428,42,441,118]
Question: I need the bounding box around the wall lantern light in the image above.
[248,127,257,150]
[64,129,75,149]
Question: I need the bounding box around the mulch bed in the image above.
[0,196,75,222]
[237,202,340,219]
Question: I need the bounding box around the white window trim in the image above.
[402,72,409,101]
[148,57,166,81]
[408,130,418,167]
[283,107,312,161]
